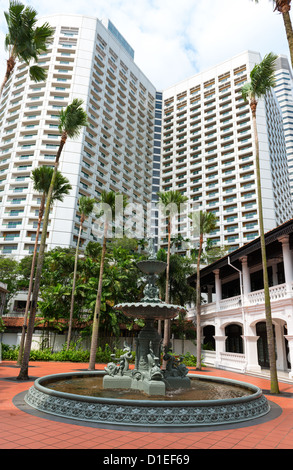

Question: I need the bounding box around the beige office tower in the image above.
[159,50,293,254]
[0,15,156,259]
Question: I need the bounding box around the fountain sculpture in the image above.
[24,239,271,428]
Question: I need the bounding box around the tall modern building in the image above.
[150,91,163,250]
[159,50,293,254]
[274,55,293,200]
[0,14,156,259]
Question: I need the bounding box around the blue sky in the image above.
[0,0,291,89]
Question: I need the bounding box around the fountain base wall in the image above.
[24,371,270,428]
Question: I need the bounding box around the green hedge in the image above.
[2,343,199,366]
[1,343,129,363]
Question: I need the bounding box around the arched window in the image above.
[256,322,276,368]
[203,325,215,350]
[225,324,243,353]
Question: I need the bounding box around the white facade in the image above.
[159,50,293,254]
[0,14,156,259]
[188,219,293,380]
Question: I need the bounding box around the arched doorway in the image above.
[203,325,215,350]
[225,324,243,353]
[256,322,276,369]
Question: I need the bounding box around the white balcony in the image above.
[200,282,293,316]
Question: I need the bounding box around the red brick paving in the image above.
[1,360,293,450]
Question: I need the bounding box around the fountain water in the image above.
[24,240,270,428]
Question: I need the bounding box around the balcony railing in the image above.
[199,282,293,315]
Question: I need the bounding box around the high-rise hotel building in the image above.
[274,55,293,200]
[0,15,156,259]
[159,51,293,254]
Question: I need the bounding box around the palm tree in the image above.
[253,1,293,68]
[67,196,95,350]
[88,190,128,370]
[190,210,217,371]
[157,190,188,359]
[1,1,54,98]
[17,167,71,366]
[17,99,87,380]
[242,52,279,394]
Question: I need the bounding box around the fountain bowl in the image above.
[115,302,185,320]
[24,371,270,429]
[137,259,167,274]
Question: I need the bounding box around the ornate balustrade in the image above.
[247,283,288,305]
[220,352,246,371]
[219,295,242,310]
[200,282,293,315]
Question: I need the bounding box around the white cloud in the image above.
[0,0,291,90]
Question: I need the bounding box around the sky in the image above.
[0,0,291,90]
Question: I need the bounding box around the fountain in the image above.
[104,240,189,396]
[24,240,270,428]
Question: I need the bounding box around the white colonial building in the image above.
[188,218,293,380]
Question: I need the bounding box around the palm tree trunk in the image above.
[0,56,15,99]
[251,103,279,394]
[16,194,45,366]
[162,219,171,368]
[282,10,293,70]
[17,138,66,380]
[17,192,51,380]
[165,219,171,304]
[196,234,203,370]
[67,220,83,350]
[88,222,108,370]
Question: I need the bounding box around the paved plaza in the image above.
[0,360,293,451]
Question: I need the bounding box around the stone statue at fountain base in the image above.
[103,333,191,396]
[162,345,191,391]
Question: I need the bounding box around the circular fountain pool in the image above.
[24,371,270,428]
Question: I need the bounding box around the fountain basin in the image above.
[115,302,185,320]
[24,371,270,428]
[136,259,167,274]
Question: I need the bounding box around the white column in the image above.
[240,256,251,303]
[207,284,213,303]
[275,322,286,371]
[272,261,279,285]
[214,320,226,369]
[278,235,293,286]
[213,269,221,311]
[244,336,261,373]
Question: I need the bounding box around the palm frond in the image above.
[58,99,88,138]
[4,1,53,70]
[78,196,96,217]
[31,166,71,202]
[241,82,253,102]
[52,172,72,202]
[250,52,278,97]
[241,52,277,103]
[31,166,53,193]
[29,65,47,82]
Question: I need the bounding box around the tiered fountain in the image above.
[104,240,189,396]
[24,240,270,429]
